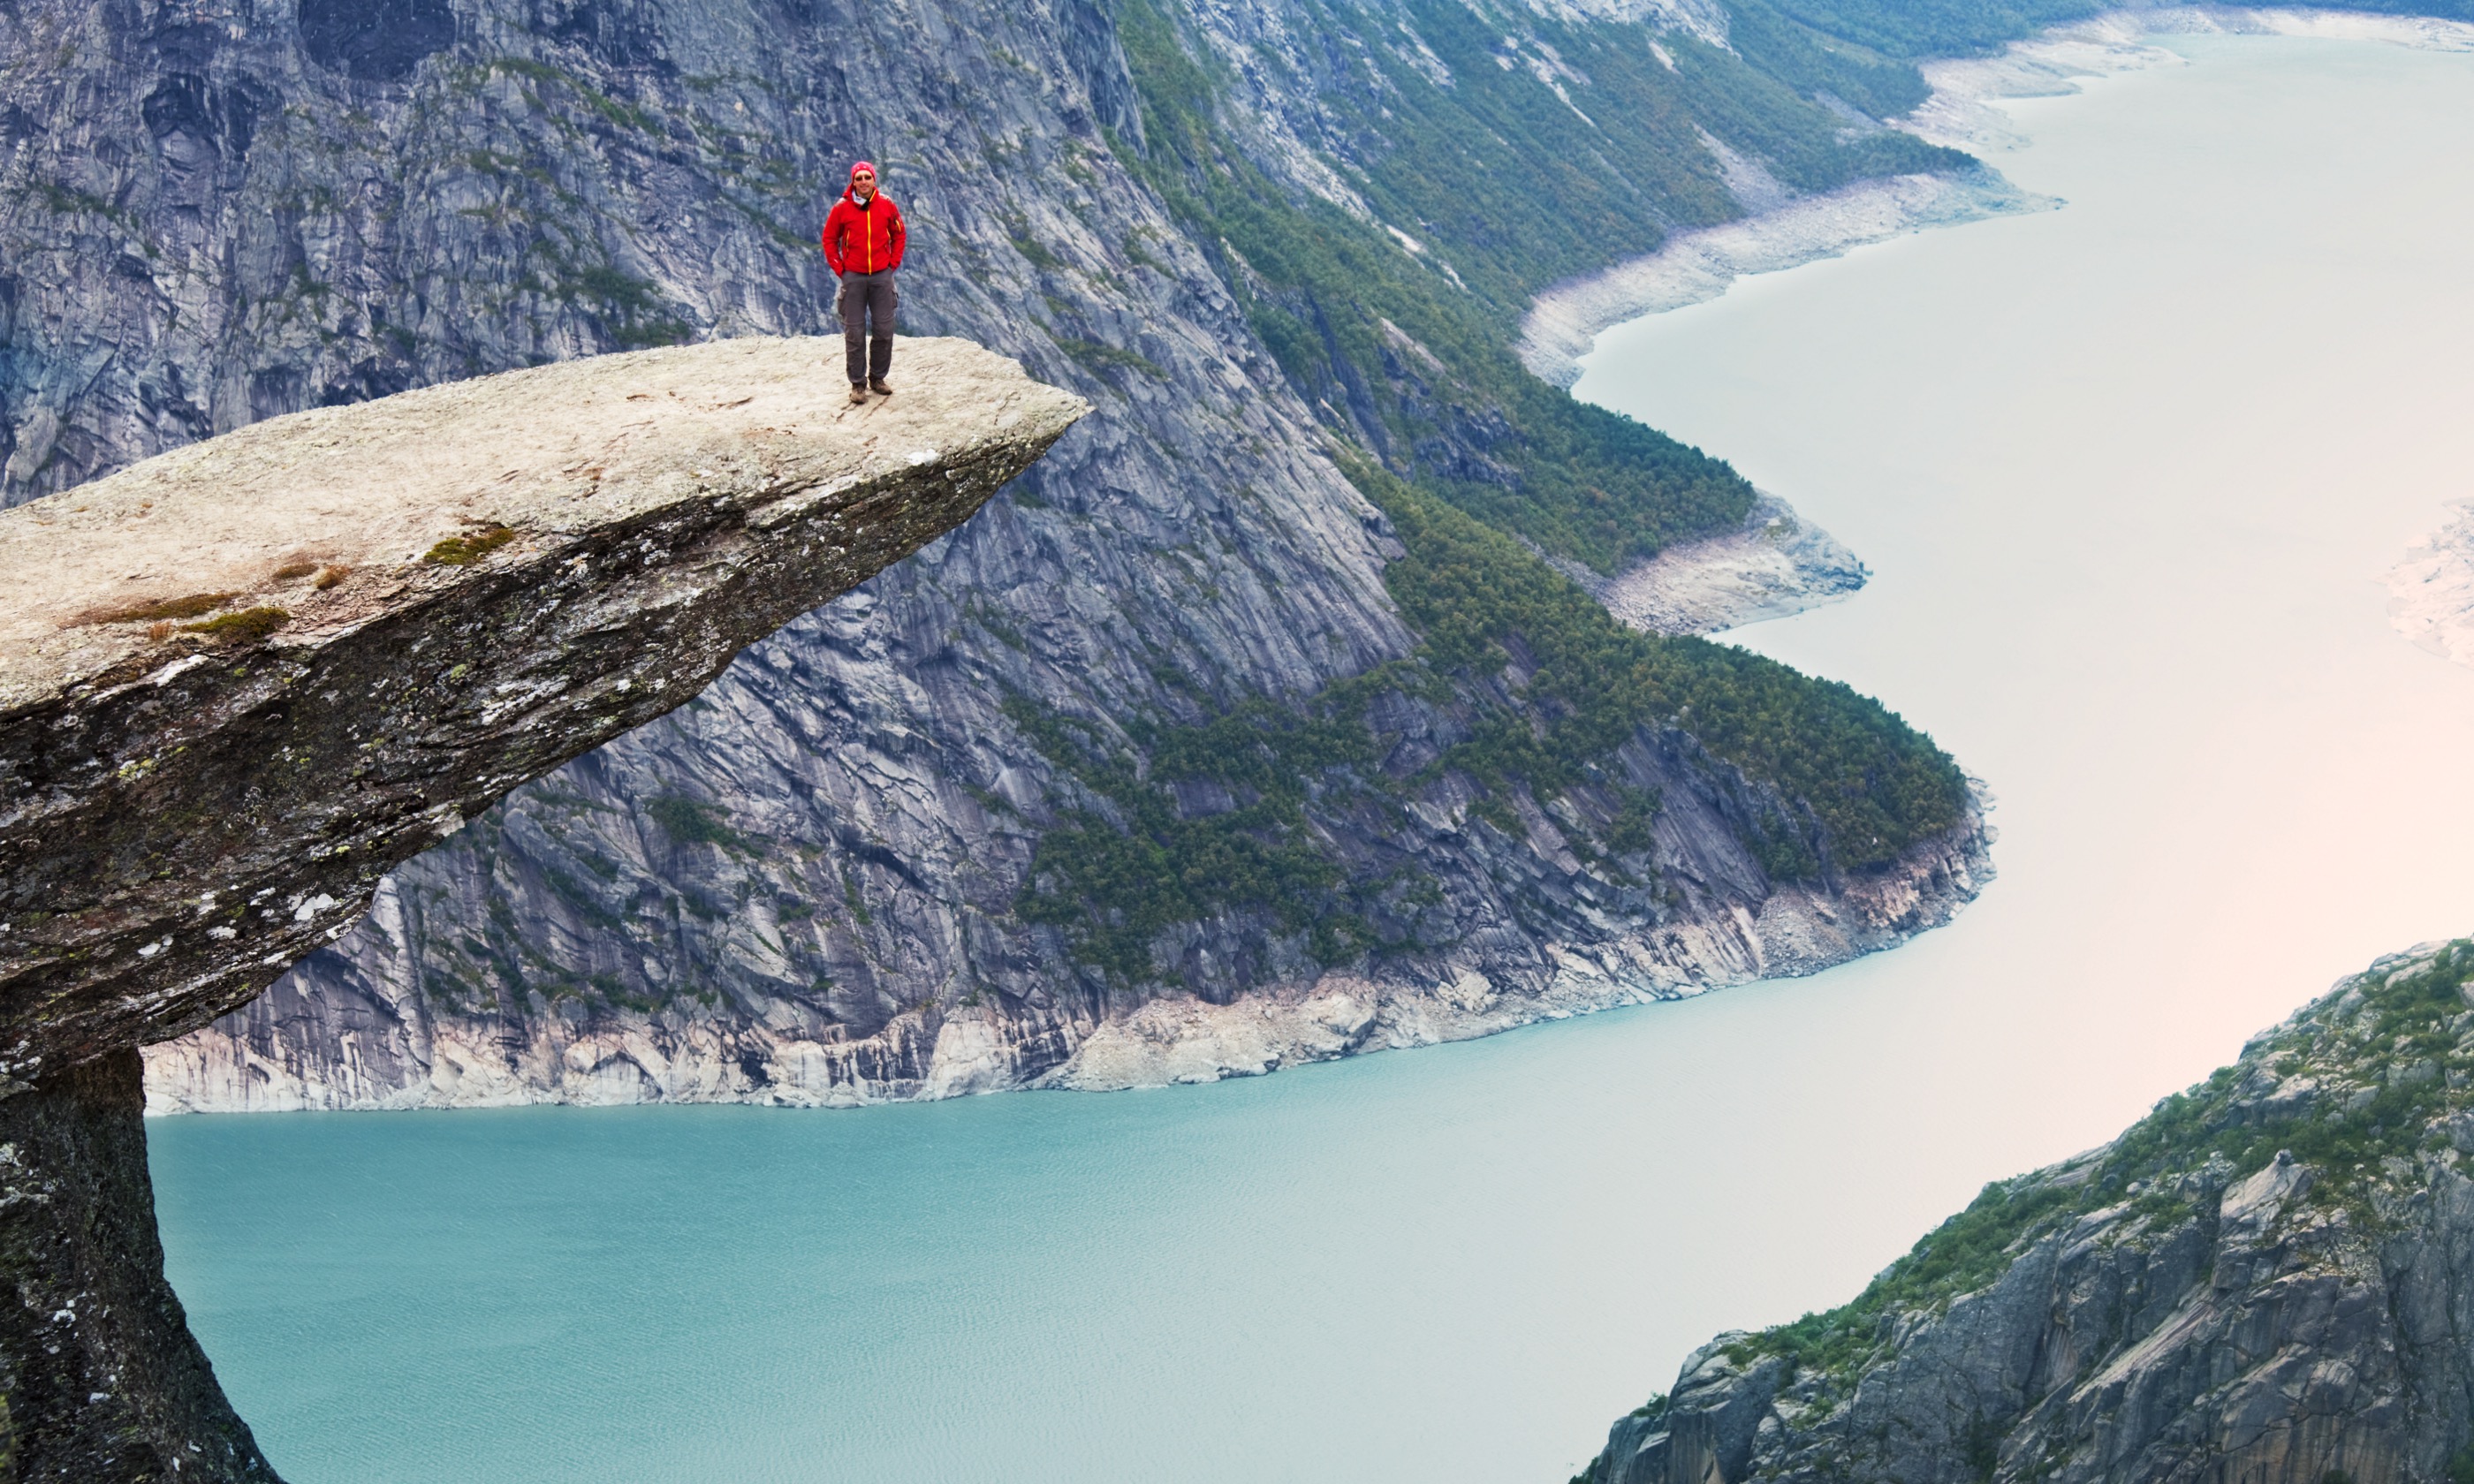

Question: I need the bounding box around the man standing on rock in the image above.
[823,160,907,405]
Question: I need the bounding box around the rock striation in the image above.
[0,334,1081,1479]
[141,782,1989,1110]
[1576,937,2474,1484]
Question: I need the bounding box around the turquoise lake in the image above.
[150,28,2474,1483]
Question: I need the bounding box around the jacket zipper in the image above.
[844,197,892,275]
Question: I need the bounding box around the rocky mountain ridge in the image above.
[7,0,1997,1117]
[3,335,1080,1076]
[1578,936,2474,1484]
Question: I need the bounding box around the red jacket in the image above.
[823,189,906,276]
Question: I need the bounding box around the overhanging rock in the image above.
[0,333,1081,1481]
[2,334,1086,1080]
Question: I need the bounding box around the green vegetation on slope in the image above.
[1113,0,1786,574]
[1369,466,1965,869]
[1014,464,1969,980]
[1255,0,1968,309]
[1103,0,1962,573]
[1723,940,2474,1403]
[1010,685,1391,983]
[1008,0,1979,983]
[1749,0,2104,60]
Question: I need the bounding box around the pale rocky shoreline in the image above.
[143,792,1995,1112]
[1521,6,2474,396]
[1040,805,1993,1094]
[1515,169,2056,391]
[2390,501,2474,672]
[1553,494,1867,639]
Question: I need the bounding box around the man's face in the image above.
[853,169,876,200]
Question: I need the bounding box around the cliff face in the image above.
[4,0,1993,1116]
[140,729,1987,1110]
[1579,938,2474,1484]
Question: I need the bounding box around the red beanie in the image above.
[850,160,877,186]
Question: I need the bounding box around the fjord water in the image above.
[149,34,2474,1484]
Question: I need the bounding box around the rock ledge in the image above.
[1,334,1083,1081]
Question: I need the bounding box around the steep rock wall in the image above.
[141,748,1989,1111]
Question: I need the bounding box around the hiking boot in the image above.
[847,385,869,405]
[869,377,894,397]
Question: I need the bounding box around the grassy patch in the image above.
[423,526,517,565]
[561,265,694,347]
[646,795,752,852]
[178,606,290,643]
[1058,337,1169,382]
[484,56,664,133]
[78,591,238,625]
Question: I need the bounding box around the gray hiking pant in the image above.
[839,269,897,385]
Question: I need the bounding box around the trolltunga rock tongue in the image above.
[0,334,1086,1084]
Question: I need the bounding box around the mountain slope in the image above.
[2,0,1988,1110]
[1578,938,2474,1484]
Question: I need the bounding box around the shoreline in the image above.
[1552,493,1868,639]
[1040,797,1994,1095]
[141,798,1996,1114]
[1520,6,2474,395]
[1516,167,2057,390]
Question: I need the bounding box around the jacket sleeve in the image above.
[820,206,846,275]
[888,202,907,271]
